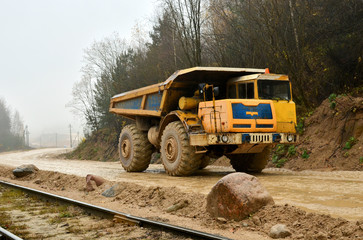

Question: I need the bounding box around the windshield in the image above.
[258,80,291,100]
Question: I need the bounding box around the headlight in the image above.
[287,134,294,142]
[221,135,229,143]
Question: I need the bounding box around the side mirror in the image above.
[213,87,220,97]
[198,83,206,95]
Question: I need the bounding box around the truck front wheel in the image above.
[247,147,271,173]
[228,154,250,172]
[228,147,271,173]
[119,124,153,172]
[161,121,202,176]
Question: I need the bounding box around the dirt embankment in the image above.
[1,165,362,240]
[281,96,363,171]
[65,128,119,162]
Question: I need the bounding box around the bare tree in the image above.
[0,98,25,151]
[68,74,99,131]
[69,34,128,131]
[162,0,204,66]
[11,110,24,138]
[0,98,11,140]
[81,33,127,81]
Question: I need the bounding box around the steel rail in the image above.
[0,180,230,240]
[0,226,23,240]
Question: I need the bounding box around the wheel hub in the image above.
[165,136,178,163]
[121,138,131,158]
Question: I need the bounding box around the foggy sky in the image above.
[0,0,155,144]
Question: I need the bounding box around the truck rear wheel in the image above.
[161,121,202,176]
[119,124,153,172]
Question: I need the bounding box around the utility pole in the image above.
[24,125,29,147]
[69,124,72,148]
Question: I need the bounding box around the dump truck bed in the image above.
[109,67,266,119]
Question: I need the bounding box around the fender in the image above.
[158,110,203,142]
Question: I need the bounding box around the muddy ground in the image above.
[0,149,362,239]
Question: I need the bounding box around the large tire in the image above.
[228,147,271,173]
[160,121,202,176]
[248,146,271,173]
[119,124,153,172]
[227,154,251,172]
[199,155,210,169]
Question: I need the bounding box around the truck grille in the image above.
[250,133,273,143]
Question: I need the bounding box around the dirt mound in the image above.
[64,128,119,162]
[276,96,363,171]
[0,164,207,219]
[1,164,362,239]
[243,204,362,239]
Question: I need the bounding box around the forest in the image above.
[0,98,26,152]
[69,0,363,138]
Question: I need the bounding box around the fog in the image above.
[0,0,155,147]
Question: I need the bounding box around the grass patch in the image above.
[302,149,310,159]
[343,136,357,150]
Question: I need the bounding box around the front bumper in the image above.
[189,132,298,146]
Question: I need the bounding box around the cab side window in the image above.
[247,82,254,98]
[228,84,237,98]
[238,82,254,99]
[238,83,246,98]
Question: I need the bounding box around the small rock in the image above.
[166,200,189,213]
[295,234,304,239]
[314,232,328,240]
[86,174,106,191]
[252,216,261,226]
[34,179,42,184]
[13,164,39,177]
[242,222,248,227]
[292,220,300,227]
[216,217,227,223]
[206,173,274,221]
[102,184,124,197]
[269,224,292,239]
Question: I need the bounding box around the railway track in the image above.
[0,180,230,240]
[0,226,23,240]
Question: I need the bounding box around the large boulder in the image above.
[13,164,39,178]
[206,172,274,221]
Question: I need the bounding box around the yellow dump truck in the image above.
[110,67,298,176]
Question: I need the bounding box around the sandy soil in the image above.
[0,149,362,239]
[1,148,362,221]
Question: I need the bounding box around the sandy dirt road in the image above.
[0,148,362,221]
